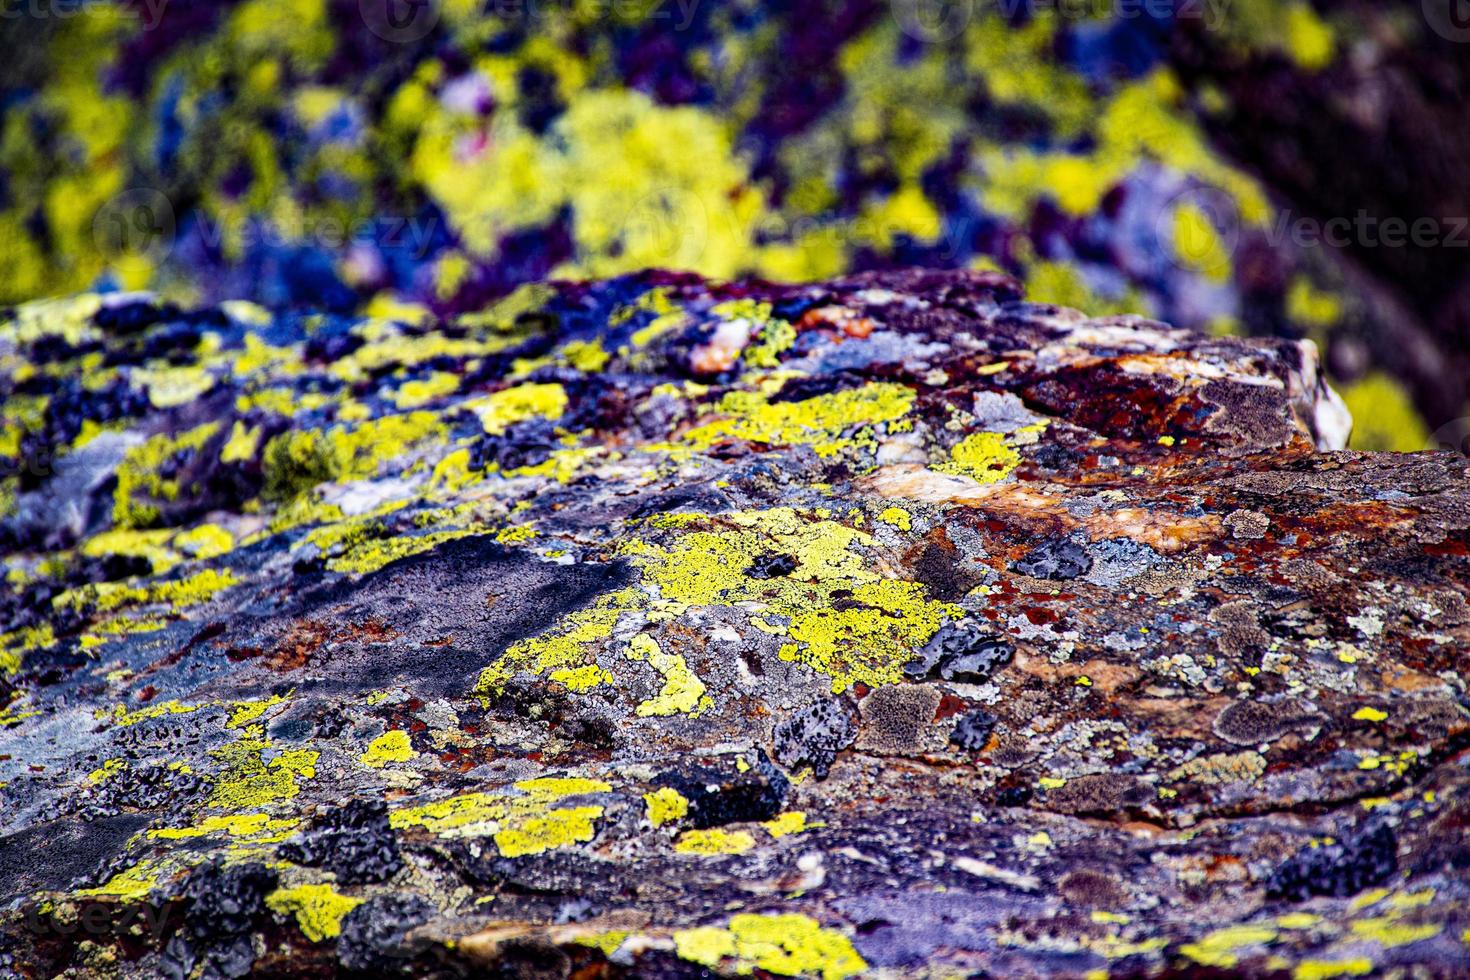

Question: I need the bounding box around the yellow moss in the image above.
[392,371,461,409]
[674,828,756,855]
[1352,707,1388,722]
[644,787,690,828]
[361,729,415,768]
[265,884,363,942]
[673,913,866,979]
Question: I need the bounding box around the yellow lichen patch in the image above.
[389,792,509,835]
[672,913,866,980]
[473,589,637,698]
[326,528,480,575]
[261,411,447,502]
[644,787,689,827]
[389,777,610,854]
[1352,706,1388,722]
[113,422,223,527]
[674,828,757,855]
[131,364,217,409]
[221,420,263,463]
[227,692,290,729]
[762,811,809,838]
[494,806,604,857]
[99,699,200,727]
[361,729,415,768]
[391,371,460,409]
[1349,917,1441,948]
[576,930,631,956]
[207,737,319,810]
[463,382,568,435]
[678,382,915,458]
[626,508,957,692]
[935,424,1046,485]
[54,567,238,616]
[0,623,55,675]
[1292,960,1373,980]
[150,813,299,842]
[627,633,710,717]
[877,505,911,531]
[80,528,179,575]
[265,884,363,942]
[74,859,169,902]
[1179,924,1279,969]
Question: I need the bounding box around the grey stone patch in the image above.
[1083,537,1168,588]
[969,390,1045,433]
[786,330,947,374]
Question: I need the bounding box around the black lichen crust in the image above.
[0,269,1466,978]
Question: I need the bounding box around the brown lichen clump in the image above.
[0,269,1466,978]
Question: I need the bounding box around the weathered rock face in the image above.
[0,269,1467,978]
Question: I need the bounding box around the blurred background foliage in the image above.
[2,0,1468,449]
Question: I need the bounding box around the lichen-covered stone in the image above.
[0,269,1467,977]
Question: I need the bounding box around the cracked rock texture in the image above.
[0,268,1468,978]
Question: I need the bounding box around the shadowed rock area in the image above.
[0,269,1467,977]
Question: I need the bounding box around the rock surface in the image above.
[0,268,1467,977]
